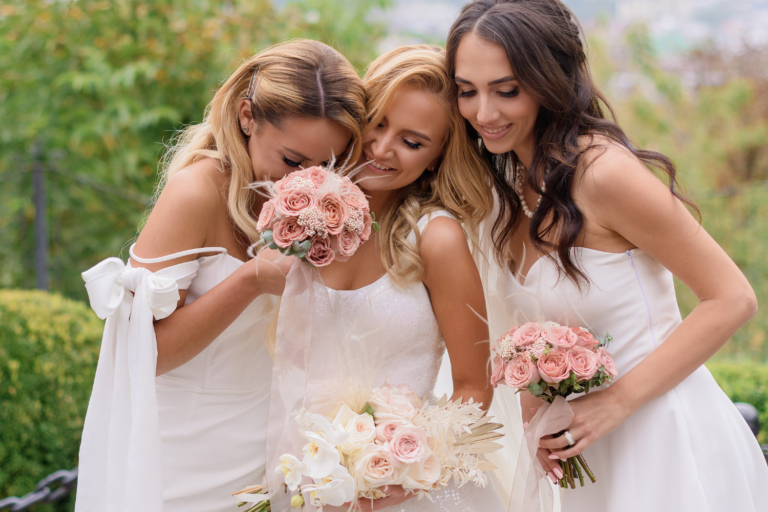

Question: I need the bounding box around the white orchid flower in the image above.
[309,413,350,447]
[275,454,307,491]
[303,431,341,478]
[301,465,357,507]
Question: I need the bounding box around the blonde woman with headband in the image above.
[269,45,507,511]
[76,39,366,512]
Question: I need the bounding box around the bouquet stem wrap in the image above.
[509,396,574,512]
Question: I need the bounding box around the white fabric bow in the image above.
[76,257,182,512]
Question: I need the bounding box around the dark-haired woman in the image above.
[446,1,768,511]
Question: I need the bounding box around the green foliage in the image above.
[0,0,389,301]
[0,290,103,508]
[707,361,768,444]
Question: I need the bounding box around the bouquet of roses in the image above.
[255,166,378,267]
[491,322,618,489]
[234,378,503,511]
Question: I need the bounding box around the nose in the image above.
[476,93,500,125]
[370,132,395,162]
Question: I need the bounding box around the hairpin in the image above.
[245,69,262,100]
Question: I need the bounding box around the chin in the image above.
[482,137,516,155]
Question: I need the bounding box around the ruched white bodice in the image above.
[504,248,768,512]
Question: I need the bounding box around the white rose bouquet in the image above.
[234,378,504,511]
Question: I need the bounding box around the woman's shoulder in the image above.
[416,210,466,262]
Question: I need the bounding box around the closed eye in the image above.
[458,89,476,98]
[499,87,520,98]
[283,155,302,168]
[403,138,422,149]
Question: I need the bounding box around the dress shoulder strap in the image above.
[408,210,459,246]
[128,243,228,264]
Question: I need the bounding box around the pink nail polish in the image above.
[548,471,557,483]
[548,454,560,460]
[553,467,563,479]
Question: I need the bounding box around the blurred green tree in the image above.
[0,0,389,301]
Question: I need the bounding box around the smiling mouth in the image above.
[365,157,397,172]
[478,123,512,140]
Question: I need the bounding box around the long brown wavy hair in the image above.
[446,0,697,283]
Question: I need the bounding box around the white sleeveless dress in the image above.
[323,211,508,512]
[77,246,275,512]
[502,247,768,512]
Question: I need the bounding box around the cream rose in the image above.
[369,379,418,422]
[339,413,376,455]
[504,353,541,389]
[512,322,542,348]
[567,346,600,381]
[402,450,441,490]
[351,445,399,491]
[537,349,571,384]
[389,425,427,464]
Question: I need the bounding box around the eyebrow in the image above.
[404,129,432,142]
[283,146,309,161]
[455,75,516,86]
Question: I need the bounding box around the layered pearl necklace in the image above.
[510,160,546,219]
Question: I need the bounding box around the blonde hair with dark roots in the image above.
[363,45,492,285]
[159,39,366,245]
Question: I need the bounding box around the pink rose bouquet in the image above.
[235,378,503,511]
[256,166,378,267]
[491,321,617,489]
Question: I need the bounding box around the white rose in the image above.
[351,444,402,491]
[369,378,418,422]
[341,413,376,455]
[401,449,441,491]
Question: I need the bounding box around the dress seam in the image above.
[626,250,658,349]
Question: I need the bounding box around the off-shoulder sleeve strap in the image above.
[128,243,212,291]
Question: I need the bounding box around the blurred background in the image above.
[1,0,767,509]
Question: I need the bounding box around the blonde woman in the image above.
[268,45,508,512]
[76,40,366,512]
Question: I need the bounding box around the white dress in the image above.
[502,247,768,512]
[322,212,507,512]
[77,246,275,512]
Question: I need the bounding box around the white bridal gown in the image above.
[502,247,768,512]
[323,212,507,512]
[77,246,275,512]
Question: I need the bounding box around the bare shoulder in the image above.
[133,158,227,269]
[419,215,470,266]
[575,135,654,199]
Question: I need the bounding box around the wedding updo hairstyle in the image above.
[160,39,367,244]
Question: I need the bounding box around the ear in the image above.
[427,154,443,172]
[238,98,256,135]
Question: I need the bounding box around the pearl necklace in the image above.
[511,160,545,219]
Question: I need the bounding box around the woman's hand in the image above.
[355,486,412,512]
[251,249,295,296]
[538,387,633,461]
[521,391,562,483]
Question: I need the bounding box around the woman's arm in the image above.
[130,163,291,376]
[541,146,757,460]
[421,216,495,410]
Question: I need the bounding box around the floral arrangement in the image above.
[256,166,378,267]
[234,378,503,511]
[491,321,618,489]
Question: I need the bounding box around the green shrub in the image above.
[0,290,102,509]
[707,361,768,444]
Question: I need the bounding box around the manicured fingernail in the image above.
[523,422,529,429]
[548,454,560,460]
[548,471,557,483]
[553,467,563,479]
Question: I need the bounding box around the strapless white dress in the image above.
[76,246,275,512]
[502,247,768,512]
[323,212,507,512]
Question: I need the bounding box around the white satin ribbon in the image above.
[76,257,181,512]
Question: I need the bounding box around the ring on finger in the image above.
[563,430,576,446]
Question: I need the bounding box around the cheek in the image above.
[457,99,477,125]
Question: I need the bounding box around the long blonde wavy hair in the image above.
[364,45,492,285]
[159,39,366,245]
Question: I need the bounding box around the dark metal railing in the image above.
[0,468,77,511]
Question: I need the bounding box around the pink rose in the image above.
[537,349,571,384]
[257,200,275,232]
[596,347,619,377]
[275,187,316,216]
[360,212,374,242]
[571,327,599,348]
[270,217,305,248]
[388,426,427,464]
[490,354,507,388]
[369,378,418,422]
[512,322,542,348]
[305,235,334,267]
[318,191,349,235]
[394,382,422,409]
[331,228,361,261]
[340,183,370,211]
[495,326,519,352]
[504,353,541,389]
[567,346,600,381]
[375,420,405,444]
[302,166,327,187]
[273,176,289,194]
[544,324,578,350]
[352,445,399,490]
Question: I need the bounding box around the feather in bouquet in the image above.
[254,165,379,267]
[491,322,618,489]
[234,378,504,511]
